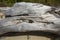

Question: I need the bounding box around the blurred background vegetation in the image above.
[0,0,60,7]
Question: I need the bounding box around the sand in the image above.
[0,35,50,40]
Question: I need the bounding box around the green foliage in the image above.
[0,0,60,6]
[0,0,17,6]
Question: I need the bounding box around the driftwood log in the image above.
[0,2,60,40]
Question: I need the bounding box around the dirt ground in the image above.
[0,35,50,40]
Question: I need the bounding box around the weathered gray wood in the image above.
[0,2,60,35]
